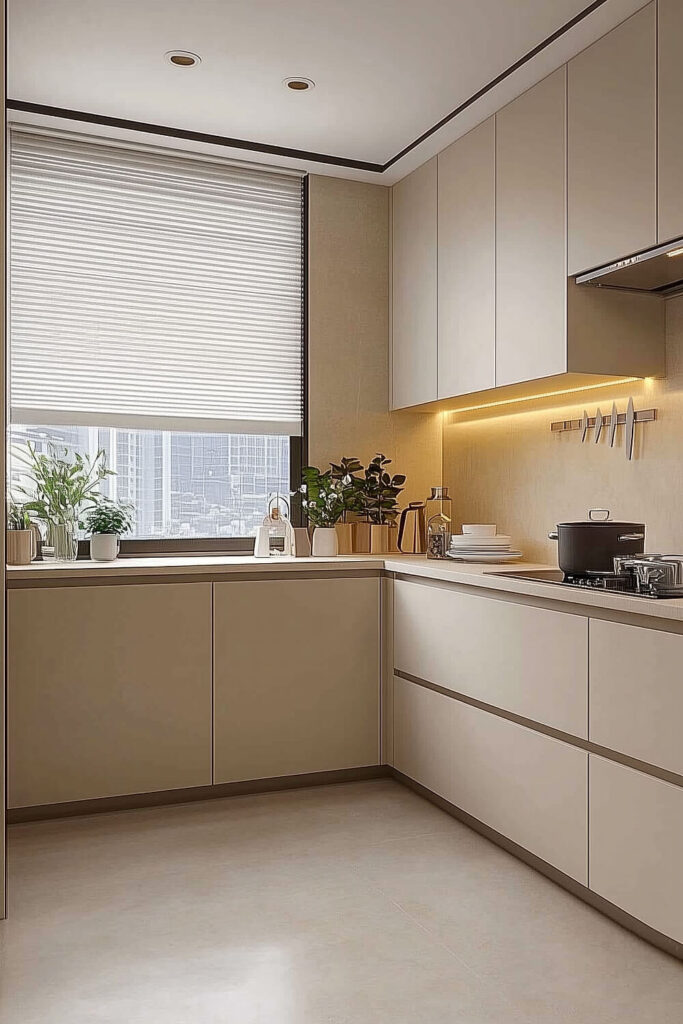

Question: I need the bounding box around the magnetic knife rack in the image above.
[550,408,657,432]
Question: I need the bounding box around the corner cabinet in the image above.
[391,158,437,409]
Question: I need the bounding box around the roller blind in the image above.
[9,128,304,435]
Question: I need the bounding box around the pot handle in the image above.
[618,532,645,542]
[588,508,610,521]
[548,531,559,540]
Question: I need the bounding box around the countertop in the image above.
[8,552,683,623]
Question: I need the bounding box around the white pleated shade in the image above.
[10,128,304,435]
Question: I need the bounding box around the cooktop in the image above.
[490,568,679,598]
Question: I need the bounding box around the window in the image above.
[9,127,305,545]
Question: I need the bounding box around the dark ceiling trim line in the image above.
[7,0,612,176]
[5,99,385,173]
[382,0,611,170]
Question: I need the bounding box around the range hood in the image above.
[575,237,683,296]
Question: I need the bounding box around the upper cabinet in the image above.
[391,157,437,409]
[437,118,495,398]
[496,68,567,387]
[657,0,683,243]
[567,3,656,275]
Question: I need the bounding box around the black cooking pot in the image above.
[548,509,646,575]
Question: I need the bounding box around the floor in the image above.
[0,780,681,1023]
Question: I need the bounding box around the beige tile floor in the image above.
[0,779,681,1023]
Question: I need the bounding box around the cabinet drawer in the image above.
[590,756,683,943]
[394,676,587,883]
[590,619,683,776]
[394,579,587,736]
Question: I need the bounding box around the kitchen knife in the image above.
[594,407,603,444]
[580,409,589,443]
[609,402,618,447]
[625,396,635,460]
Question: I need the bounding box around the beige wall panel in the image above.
[391,158,438,409]
[451,697,588,884]
[567,4,656,274]
[394,578,587,736]
[8,584,212,807]
[393,675,455,802]
[658,0,683,243]
[496,69,567,386]
[590,755,683,943]
[590,619,683,775]
[214,578,380,783]
[308,174,441,505]
[443,295,683,565]
[438,118,495,397]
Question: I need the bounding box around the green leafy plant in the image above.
[7,500,31,531]
[329,456,365,521]
[84,498,135,536]
[13,441,114,529]
[361,453,406,525]
[300,466,346,528]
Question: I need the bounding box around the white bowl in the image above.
[461,524,496,537]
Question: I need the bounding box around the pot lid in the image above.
[556,508,644,529]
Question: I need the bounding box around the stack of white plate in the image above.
[447,533,523,563]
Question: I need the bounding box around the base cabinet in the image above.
[393,676,588,883]
[213,577,380,783]
[590,756,683,944]
[394,579,587,736]
[8,583,213,807]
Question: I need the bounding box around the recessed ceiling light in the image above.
[165,50,201,68]
[283,77,315,91]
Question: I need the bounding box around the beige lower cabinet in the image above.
[590,619,683,776]
[8,583,213,807]
[590,756,683,943]
[213,577,380,783]
[393,676,588,883]
[394,579,587,736]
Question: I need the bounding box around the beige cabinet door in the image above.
[393,676,587,883]
[451,696,587,884]
[590,756,683,943]
[658,0,683,243]
[393,674,455,802]
[391,158,437,408]
[437,118,495,398]
[8,583,212,808]
[394,578,588,737]
[214,577,380,783]
[589,619,683,776]
[567,3,656,274]
[496,69,567,386]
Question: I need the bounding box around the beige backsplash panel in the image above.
[308,174,442,505]
[443,295,683,563]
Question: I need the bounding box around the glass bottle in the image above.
[427,514,450,559]
[425,486,453,554]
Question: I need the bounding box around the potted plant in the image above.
[84,498,135,561]
[13,442,114,560]
[300,465,346,556]
[329,456,364,554]
[6,501,36,565]
[360,453,406,554]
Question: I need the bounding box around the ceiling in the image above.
[8,0,648,183]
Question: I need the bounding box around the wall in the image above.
[443,295,683,563]
[308,174,441,505]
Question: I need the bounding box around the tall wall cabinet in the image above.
[391,0,670,411]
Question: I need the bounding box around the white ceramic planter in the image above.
[90,533,120,561]
[312,527,338,557]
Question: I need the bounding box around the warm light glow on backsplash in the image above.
[443,377,641,421]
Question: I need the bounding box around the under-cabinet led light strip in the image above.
[443,377,641,418]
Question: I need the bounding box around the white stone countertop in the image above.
[8,552,683,623]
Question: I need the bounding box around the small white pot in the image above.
[90,533,120,561]
[312,527,338,557]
